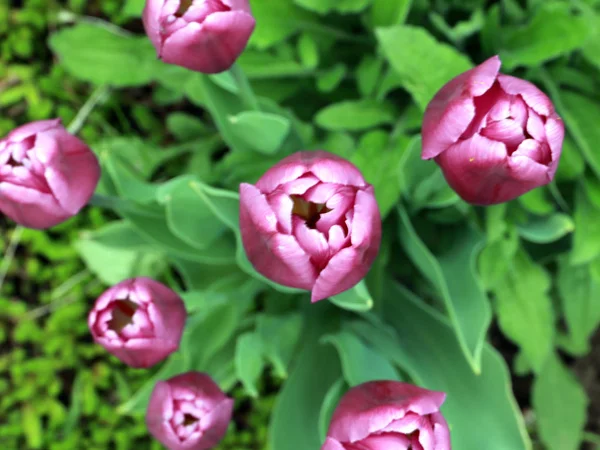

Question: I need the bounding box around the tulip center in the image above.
[108,299,139,332]
[175,0,193,16]
[174,0,230,17]
[183,413,199,426]
[290,195,331,229]
[6,154,21,167]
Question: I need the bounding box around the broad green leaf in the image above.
[156,176,226,250]
[557,258,600,355]
[239,50,309,79]
[571,184,600,265]
[22,405,43,449]
[316,63,347,93]
[235,332,265,397]
[397,206,491,373]
[295,0,372,14]
[376,25,472,110]
[297,33,319,68]
[166,112,210,140]
[321,331,400,386]
[533,354,588,450]
[517,213,574,244]
[555,137,585,182]
[257,313,303,378]
[479,227,519,291]
[268,303,341,450]
[75,222,166,285]
[369,0,412,27]
[351,282,531,450]
[329,280,373,312]
[228,111,291,154]
[493,250,554,373]
[517,188,554,216]
[315,100,395,131]
[355,55,384,97]
[318,378,346,442]
[499,3,592,70]
[49,21,157,86]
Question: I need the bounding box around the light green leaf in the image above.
[295,0,372,14]
[397,206,491,373]
[355,55,384,97]
[376,25,472,110]
[229,111,291,154]
[316,64,347,93]
[297,33,319,68]
[318,378,346,443]
[499,3,593,70]
[351,282,531,450]
[235,332,265,397]
[533,354,588,450]
[571,184,600,265]
[329,280,373,312]
[369,0,412,27]
[493,250,554,373]
[49,21,157,86]
[322,331,400,386]
[315,99,395,131]
[517,213,574,244]
[257,313,304,378]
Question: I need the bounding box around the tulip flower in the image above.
[88,277,186,368]
[143,0,256,74]
[239,151,381,303]
[146,372,234,450]
[322,380,451,450]
[422,55,564,205]
[0,119,100,229]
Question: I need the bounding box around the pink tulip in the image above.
[239,151,381,302]
[146,372,234,450]
[143,0,255,74]
[0,119,100,229]
[422,55,564,205]
[88,277,186,368]
[322,381,451,450]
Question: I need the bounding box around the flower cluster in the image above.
[1,0,568,449]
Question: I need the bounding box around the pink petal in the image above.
[321,437,346,450]
[281,175,320,195]
[293,217,330,268]
[328,225,350,254]
[480,119,525,149]
[0,183,67,229]
[303,182,343,204]
[239,183,278,234]
[350,187,381,252]
[309,154,366,186]
[544,114,564,178]
[525,109,546,142]
[497,74,552,117]
[359,434,412,450]
[510,95,528,128]
[380,413,422,433]
[266,190,294,234]
[311,247,365,302]
[161,10,255,74]
[431,413,451,450]
[255,155,310,193]
[422,56,501,160]
[5,119,61,142]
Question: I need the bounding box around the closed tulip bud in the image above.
[322,381,451,450]
[146,372,234,450]
[422,55,564,205]
[0,119,100,229]
[239,151,381,303]
[88,277,186,368]
[143,0,255,74]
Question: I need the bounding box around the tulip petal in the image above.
[422,56,501,160]
[309,155,366,186]
[293,217,330,269]
[239,183,279,233]
[311,247,365,302]
[359,434,412,450]
[525,109,546,142]
[281,174,320,195]
[266,190,294,234]
[350,187,381,252]
[480,118,524,150]
[5,119,60,142]
[431,413,452,450]
[544,115,564,178]
[497,74,552,116]
[321,437,346,450]
[510,95,528,128]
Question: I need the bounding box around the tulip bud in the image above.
[239,151,381,303]
[143,0,256,74]
[88,277,186,368]
[0,119,100,229]
[422,55,564,205]
[146,372,234,450]
[322,381,451,450]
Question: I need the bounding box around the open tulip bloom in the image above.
[143,0,256,74]
[322,381,451,450]
[0,119,100,229]
[146,372,234,450]
[239,151,382,302]
[88,277,187,368]
[422,55,564,205]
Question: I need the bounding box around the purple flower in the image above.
[146,372,234,450]
[88,277,186,368]
[239,151,381,302]
[143,0,255,74]
[0,119,100,229]
[422,55,564,205]
[322,381,451,450]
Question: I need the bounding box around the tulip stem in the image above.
[0,225,24,294]
[89,193,140,214]
[230,63,260,111]
[67,85,111,135]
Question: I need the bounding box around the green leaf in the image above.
[297,33,319,68]
[369,0,412,27]
[315,99,395,131]
[321,331,401,386]
[557,258,600,355]
[22,405,43,449]
[318,378,346,443]
[376,25,472,110]
[517,213,574,244]
[499,3,592,70]
[493,250,554,373]
[397,206,491,373]
[351,282,531,450]
[75,221,166,285]
[355,55,384,97]
[166,112,210,140]
[228,111,291,154]
[235,332,265,397]
[49,21,157,86]
[571,184,600,265]
[329,280,373,312]
[533,354,588,450]
[295,0,372,14]
[257,313,303,378]
[316,64,347,93]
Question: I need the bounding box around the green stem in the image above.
[229,63,260,111]
[66,85,111,135]
[89,193,139,213]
